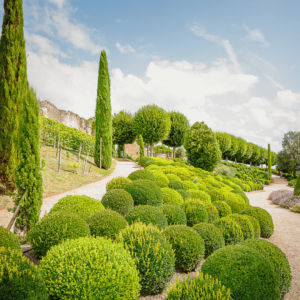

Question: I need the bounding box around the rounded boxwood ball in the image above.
[213,217,243,246]
[117,223,175,296]
[206,189,226,202]
[199,202,219,223]
[182,200,208,226]
[182,181,198,190]
[155,180,169,188]
[152,171,169,185]
[241,206,274,238]
[88,210,128,239]
[106,176,132,192]
[125,179,163,206]
[163,225,205,272]
[0,247,48,300]
[202,245,281,300]
[213,201,232,218]
[101,189,134,216]
[40,237,140,300]
[177,189,191,200]
[232,191,250,204]
[49,195,104,221]
[193,223,225,258]
[125,205,168,229]
[0,226,21,251]
[161,188,184,205]
[144,160,157,168]
[223,199,245,214]
[169,180,185,190]
[240,239,291,298]
[243,215,261,238]
[128,169,156,181]
[160,204,187,225]
[187,190,211,203]
[165,174,182,182]
[28,211,90,258]
[227,213,254,240]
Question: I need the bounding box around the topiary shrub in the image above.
[88,210,128,239]
[243,215,260,238]
[182,180,198,190]
[169,180,185,190]
[48,195,104,221]
[163,225,205,272]
[206,189,226,202]
[125,205,168,229]
[241,206,274,238]
[165,174,182,182]
[28,211,90,258]
[187,190,211,203]
[144,160,157,168]
[40,237,140,300]
[160,204,187,225]
[177,189,191,200]
[193,223,225,258]
[197,183,207,191]
[161,188,184,205]
[152,171,169,185]
[223,198,245,214]
[182,200,208,226]
[232,191,250,204]
[0,227,21,251]
[101,189,134,216]
[155,180,169,188]
[128,169,156,181]
[240,239,291,298]
[165,272,231,300]
[294,175,300,195]
[124,179,163,206]
[202,245,281,300]
[227,213,254,240]
[106,176,132,191]
[117,223,175,296]
[213,217,243,246]
[199,202,219,223]
[213,201,232,218]
[139,156,152,166]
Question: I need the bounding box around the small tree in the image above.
[294,174,300,196]
[251,144,261,166]
[215,132,232,159]
[133,104,171,156]
[94,51,112,169]
[224,135,239,162]
[268,144,272,180]
[235,137,247,163]
[184,122,222,171]
[138,135,145,158]
[243,142,253,164]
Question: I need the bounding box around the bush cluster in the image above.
[0,227,21,251]
[106,176,131,191]
[199,202,219,223]
[160,204,187,225]
[187,190,211,203]
[161,188,184,205]
[169,180,185,190]
[182,200,209,226]
[128,169,156,181]
[165,174,182,181]
[182,180,198,190]
[227,213,254,240]
[177,189,191,200]
[213,201,232,218]
[152,171,169,185]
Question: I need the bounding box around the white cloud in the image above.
[265,75,284,90]
[244,25,269,47]
[48,0,66,9]
[189,25,222,46]
[276,90,300,108]
[116,43,136,54]
[222,40,242,74]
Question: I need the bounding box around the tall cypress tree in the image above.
[0,0,28,192]
[138,135,145,158]
[94,51,112,169]
[268,144,272,180]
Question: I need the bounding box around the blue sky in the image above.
[1,0,300,151]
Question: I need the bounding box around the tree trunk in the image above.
[78,143,82,162]
[173,147,176,159]
[150,144,153,157]
[226,156,228,162]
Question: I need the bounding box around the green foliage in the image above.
[227,213,254,240]
[206,189,226,202]
[106,176,131,191]
[165,272,231,300]
[88,210,128,239]
[163,225,205,272]
[294,174,300,195]
[223,199,246,214]
[128,169,156,181]
[0,247,48,300]
[215,163,238,177]
[0,227,21,251]
[241,206,274,238]
[199,201,219,223]
[101,189,134,216]
[95,50,112,169]
[182,200,209,226]
[166,174,182,181]
[268,144,272,180]
[188,190,211,203]
[138,135,145,157]
[182,180,198,190]
[117,223,175,296]
[125,179,163,206]
[161,187,184,205]
[231,191,250,204]
[40,237,140,300]
[160,204,187,225]
[243,215,261,238]
[193,223,225,258]
[177,189,191,200]
[169,180,185,190]
[235,137,247,160]
[213,201,232,218]
[125,205,168,229]
[184,122,222,171]
[215,132,232,156]
[49,195,104,221]
[152,171,169,184]
[29,211,90,258]
[138,156,152,166]
[213,217,244,245]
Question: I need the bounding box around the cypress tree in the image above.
[268,144,272,180]
[138,135,145,158]
[0,0,28,192]
[94,51,112,169]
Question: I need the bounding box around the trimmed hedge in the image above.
[202,245,281,300]
[197,184,207,191]
[125,205,168,229]
[227,213,254,240]
[187,190,211,203]
[161,188,184,205]
[182,200,209,226]
[0,227,21,251]
[106,176,131,191]
[128,169,156,181]
[155,180,168,188]
[152,171,169,185]
[193,223,225,258]
[182,181,198,190]
[169,180,185,190]
[232,191,250,204]
[101,189,134,216]
[163,225,205,272]
[206,189,226,202]
[125,179,163,206]
[243,215,261,238]
[138,156,152,166]
[165,174,182,182]
[223,199,246,214]
[40,237,140,299]
[199,202,219,223]
[117,223,175,296]
[177,189,191,200]
[160,204,187,225]
[213,201,232,218]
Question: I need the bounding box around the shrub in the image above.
[163,225,205,272]
[106,176,132,191]
[199,202,219,223]
[177,189,191,200]
[182,180,198,190]
[161,188,184,205]
[202,245,280,300]
[213,217,243,245]
[117,223,175,295]
[206,189,226,202]
[231,191,250,204]
[125,205,168,229]
[125,179,163,206]
[144,160,157,168]
[240,239,291,298]
[152,171,169,184]
[101,189,134,216]
[223,199,245,214]
[48,195,104,221]
[241,206,274,238]
[295,175,300,195]
[155,180,169,188]
[128,169,156,181]
[165,174,182,181]
[227,213,254,240]
[193,223,225,258]
[0,227,21,251]
[169,180,185,190]
[197,183,207,191]
[165,272,231,300]
[139,156,152,166]
[213,201,232,218]
[187,190,211,203]
[182,200,208,226]
[160,204,187,225]
[291,203,300,213]
[88,210,128,239]
[243,215,261,238]
[40,237,140,300]
[28,211,90,258]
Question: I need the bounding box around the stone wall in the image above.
[124,142,140,160]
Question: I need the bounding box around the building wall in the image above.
[124,142,140,160]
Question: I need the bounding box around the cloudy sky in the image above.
[1,0,300,152]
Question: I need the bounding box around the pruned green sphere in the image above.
[0,227,21,251]
[169,180,185,190]
[128,169,156,181]
[152,171,169,184]
[138,156,152,166]
[161,188,184,205]
[177,189,191,200]
[213,201,232,218]
[165,174,182,182]
[243,215,261,238]
[182,200,209,226]
[223,199,246,214]
[160,204,187,225]
[198,201,219,223]
[106,176,131,192]
[227,213,254,240]
[187,190,211,203]
[182,181,198,190]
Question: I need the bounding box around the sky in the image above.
[1,0,300,152]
